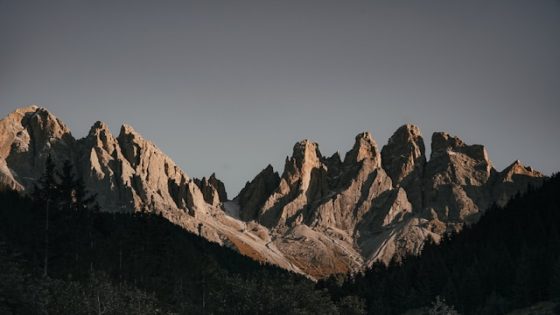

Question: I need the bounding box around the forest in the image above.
[0,158,355,314]
[0,157,559,314]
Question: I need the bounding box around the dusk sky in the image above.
[1,0,559,194]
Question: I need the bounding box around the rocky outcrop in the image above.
[194,173,228,206]
[0,106,75,189]
[0,106,546,279]
[381,124,425,209]
[343,132,381,166]
[256,140,329,227]
[236,165,280,221]
[423,132,495,223]
[493,160,544,207]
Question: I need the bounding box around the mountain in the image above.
[0,105,302,275]
[320,174,560,314]
[0,106,544,278]
[235,125,543,277]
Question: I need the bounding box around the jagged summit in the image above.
[382,124,425,182]
[344,131,380,165]
[0,105,546,279]
[502,160,542,178]
[89,121,110,133]
[194,173,228,206]
[237,127,544,276]
[290,140,322,168]
[119,123,140,137]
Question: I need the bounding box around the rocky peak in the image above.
[86,121,115,153]
[424,132,495,222]
[21,107,73,146]
[237,164,281,221]
[492,160,544,207]
[431,132,490,163]
[194,173,228,206]
[381,124,426,185]
[291,140,322,168]
[1,106,75,188]
[500,160,543,181]
[117,124,143,168]
[0,106,40,159]
[344,131,380,167]
[431,132,464,154]
[284,140,323,191]
[325,152,343,187]
[209,173,227,201]
[327,151,342,164]
[255,140,329,227]
[88,121,110,136]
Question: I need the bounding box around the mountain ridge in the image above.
[0,105,544,278]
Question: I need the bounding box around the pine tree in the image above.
[33,155,58,277]
[512,245,536,307]
[428,296,459,315]
[56,160,75,211]
[550,256,560,301]
[56,159,97,212]
[74,175,97,212]
[34,155,59,206]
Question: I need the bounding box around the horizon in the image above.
[1,0,559,194]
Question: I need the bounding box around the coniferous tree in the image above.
[33,155,58,277]
[57,160,75,211]
[512,245,536,307]
[56,159,98,212]
[34,155,59,206]
[428,296,459,315]
[550,256,560,301]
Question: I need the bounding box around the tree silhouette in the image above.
[56,159,98,212]
[33,155,58,277]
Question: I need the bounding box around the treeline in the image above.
[0,158,363,314]
[321,174,560,314]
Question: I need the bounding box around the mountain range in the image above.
[0,105,544,279]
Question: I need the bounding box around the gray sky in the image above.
[1,0,559,195]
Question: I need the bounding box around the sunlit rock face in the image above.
[0,106,545,279]
[381,124,425,210]
[237,125,544,277]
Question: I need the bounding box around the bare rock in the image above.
[194,173,228,206]
[492,160,544,207]
[381,124,426,209]
[1,106,75,188]
[343,131,381,167]
[257,140,329,227]
[236,164,280,221]
[79,121,139,212]
[423,132,495,222]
